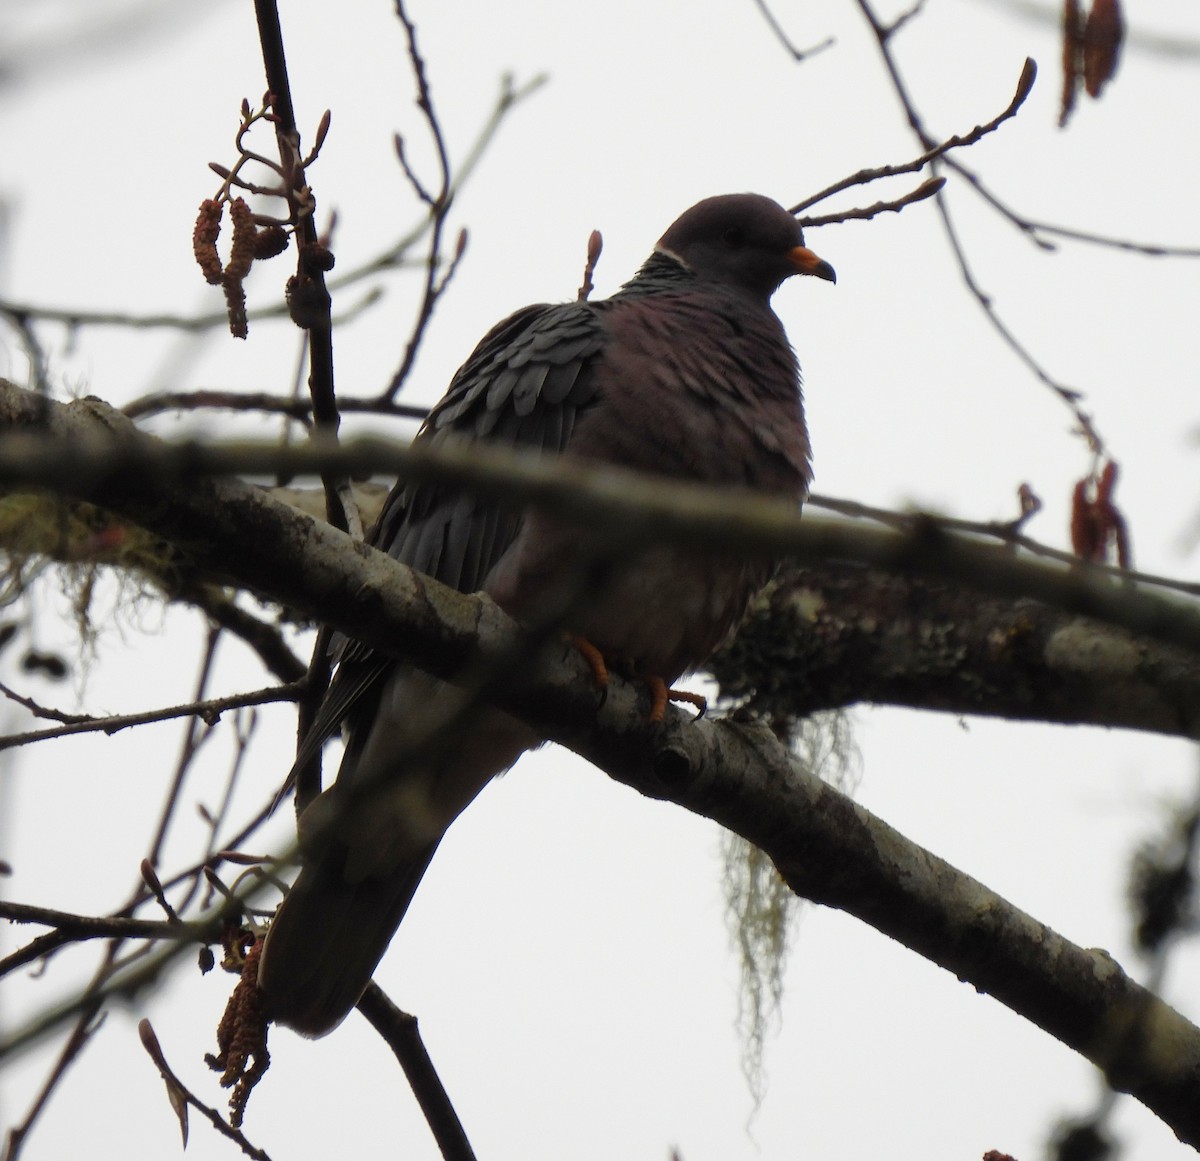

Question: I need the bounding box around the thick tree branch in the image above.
[3,379,1200,1145]
[594,712,1200,1149]
[2,380,1200,673]
[712,566,1200,739]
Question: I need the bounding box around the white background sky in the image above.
[2,1,1200,1158]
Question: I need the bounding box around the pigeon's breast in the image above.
[483,286,808,679]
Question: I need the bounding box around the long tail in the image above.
[257,842,437,1038]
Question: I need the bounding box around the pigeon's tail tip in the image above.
[257,849,436,1038]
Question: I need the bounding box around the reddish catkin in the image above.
[1069,461,1133,568]
[1070,478,1099,560]
[192,199,223,285]
[1083,0,1124,98]
[205,937,270,1128]
[222,274,248,340]
[224,197,257,281]
[1059,0,1083,127]
[1095,461,1133,568]
[251,224,289,260]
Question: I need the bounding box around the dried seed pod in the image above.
[225,197,256,281]
[223,273,248,340]
[192,199,224,285]
[1059,0,1084,127]
[1083,0,1124,98]
[1069,478,1099,561]
[251,224,290,260]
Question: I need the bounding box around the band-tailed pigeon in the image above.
[257,193,835,1036]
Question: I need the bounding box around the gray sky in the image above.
[2,1,1200,1158]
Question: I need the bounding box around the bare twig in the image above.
[806,492,1200,599]
[0,904,211,980]
[357,986,478,1161]
[199,710,260,866]
[146,629,220,867]
[933,190,1105,455]
[981,206,1200,260]
[0,683,301,753]
[750,0,835,62]
[1,1009,106,1161]
[884,0,927,37]
[140,1020,272,1160]
[382,1,462,404]
[0,681,91,724]
[175,584,307,684]
[0,310,50,397]
[0,73,544,357]
[798,175,945,228]
[849,2,1110,456]
[250,0,348,535]
[790,58,1036,213]
[122,387,428,424]
[0,285,388,337]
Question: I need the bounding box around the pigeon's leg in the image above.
[571,638,706,722]
[667,686,707,719]
[570,635,612,712]
[645,675,707,723]
[571,634,610,689]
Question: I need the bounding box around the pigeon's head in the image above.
[655,193,835,301]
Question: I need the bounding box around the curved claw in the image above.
[645,677,707,723]
[668,687,707,720]
[571,635,609,688]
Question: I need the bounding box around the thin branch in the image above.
[177,585,307,684]
[932,188,1105,454]
[798,175,944,227]
[1,1010,105,1161]
[0,311,50,397]
[382,1,461,403]
[0,904,208,980]
[750,0,835,62]
[357,986,478,1161]
[146,628,221,868]
[2,626,265,1157]
[0,73,544,347]
[251,0,347,534]
[0,681,91,724]
[122,387,428,424]
[199,709,260,869]
[0,683,301,752]
[790,57,1036,213]
[1017,218,1200,259]
[850,0,1110,456]
[139,1020,273,1161]
[807,491,1200,599]
[884,0,927,37]
[0,286,392,336]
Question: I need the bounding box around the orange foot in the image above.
[571,635,609,686]
[571,637,706,723]
[644,676,708,724]
[571,635,610,708]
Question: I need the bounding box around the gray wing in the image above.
[287,299,607,778]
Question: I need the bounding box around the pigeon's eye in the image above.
[722,227,746,247]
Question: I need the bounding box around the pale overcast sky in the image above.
[2,2,1200,1159]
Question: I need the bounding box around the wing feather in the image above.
[287,298,608,785]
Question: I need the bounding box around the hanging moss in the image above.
[0,490,183,657]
